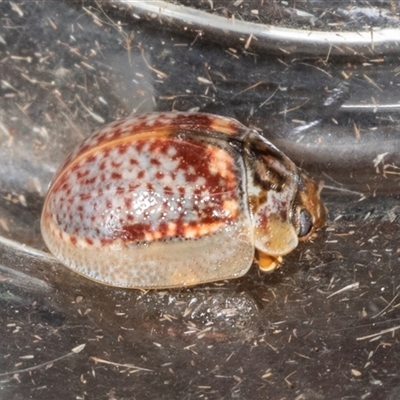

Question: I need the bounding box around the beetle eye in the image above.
[297,208,313,238]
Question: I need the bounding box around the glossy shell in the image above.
[41,112,325,288]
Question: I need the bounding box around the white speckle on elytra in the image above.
[167,146,177,157]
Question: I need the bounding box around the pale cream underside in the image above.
[41,217,255,289]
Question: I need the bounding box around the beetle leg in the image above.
[256,251,282,273]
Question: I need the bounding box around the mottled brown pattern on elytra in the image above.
[41,112,325,288]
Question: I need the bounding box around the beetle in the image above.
[41,112,325,288]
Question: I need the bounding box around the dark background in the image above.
[1,1,400,399]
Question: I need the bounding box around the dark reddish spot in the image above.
[135,141,146,153]
[71,163,80,173]
[106,199,113,208]
[90,215,96,222]
[55,180,70,194]
[155,171,164,179]
[149,139,170,155]
[95,133,106,145]
[146,182,154,191]
[100,173,106,182]
[124,197,133,208]
[109,128,123,141]
[164,186,173,195]
[111,172,122,180]
[175,218,185,237]
[79,193,91,201]
[85,177,96,185]
[111,160,122,168]
[77,170,90,180]
[158,222,169,237]
[193,187,203,196]
[129,158,138,165]
[77,205,83,212]
[115,186,125,195]
[99,161,106,170]
[185,173,198,183]
[119,223,151,241]
[127,214,134,221]
[183,221,200,237]
[100,238,113,246]
[128,183,139,191]
[70,235,77,245]
[102,148,111,159]
[118,144,128,155]
[60,180,69,191]
[77,144,90,156]
[150,158,161,166]
[85,237,94,245]
[137,170,145,180]
[149,139,165,154]
[98,188,103,197]
[188,221,198,229]
[132,121,151,133]
[86,154,96,163]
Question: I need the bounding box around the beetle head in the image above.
[291,173,326,241]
